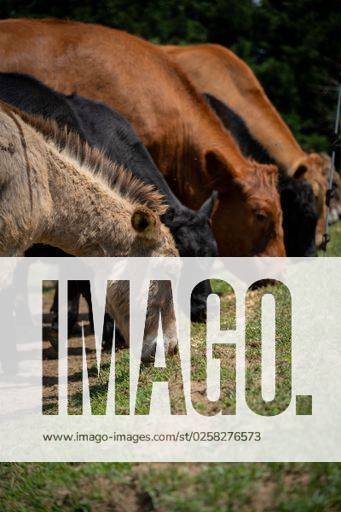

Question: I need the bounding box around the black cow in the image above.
[0,72,218,336]
[204,93,317,257]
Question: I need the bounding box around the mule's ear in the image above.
[131,208,158,237]
[199,190,218,218]
[205,149,241,191]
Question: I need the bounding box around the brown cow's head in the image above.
[205,150,285,256]
[290,153,328,248]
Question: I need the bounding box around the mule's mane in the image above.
[1,101,166,214]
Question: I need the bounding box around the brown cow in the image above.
[164,43,328,247]
[0,19,285,256]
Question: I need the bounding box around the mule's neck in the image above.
[41,147,134,256]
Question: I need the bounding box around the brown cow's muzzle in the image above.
[256,237,286,257]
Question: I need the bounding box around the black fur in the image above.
[0,72,84,135]
[278,174,317,256]
[204,93,317,257]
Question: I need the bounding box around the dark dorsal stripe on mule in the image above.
[204,93,318,257]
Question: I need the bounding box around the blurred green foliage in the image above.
[0,0,340,152]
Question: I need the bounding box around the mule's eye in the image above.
[254,211,267,222]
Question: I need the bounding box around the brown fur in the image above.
[0,18,285,256]
[0,100,178,356]
[164,43,328,247]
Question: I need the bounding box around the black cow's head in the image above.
[163,191,218,257]
[162,191,218,323]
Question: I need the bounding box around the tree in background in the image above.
[1,0,340,152]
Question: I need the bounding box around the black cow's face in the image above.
[163,192,218,258]
[172,212,218,257]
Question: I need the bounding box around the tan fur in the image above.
[0,101,175,256]
[15,106,167,216]
[0,101,179,355]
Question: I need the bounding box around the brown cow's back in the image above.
[0,20,244,198]
[0,19,185,145]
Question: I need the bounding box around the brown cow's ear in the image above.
[205,149,242,192]
[290,157,309,179]
[293,164,308,179]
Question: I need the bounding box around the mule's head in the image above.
[289,153,328,248]
[205,150,285,256]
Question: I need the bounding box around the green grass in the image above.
[65,283,290,417]
[319,222,341,256]
[2,221,341,511]
[1,462,341,511]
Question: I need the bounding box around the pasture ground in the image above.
[1,221,341,511]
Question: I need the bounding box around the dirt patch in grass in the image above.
[55,475,150,512]
[1,461,341,511]
[42,292,113,414]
